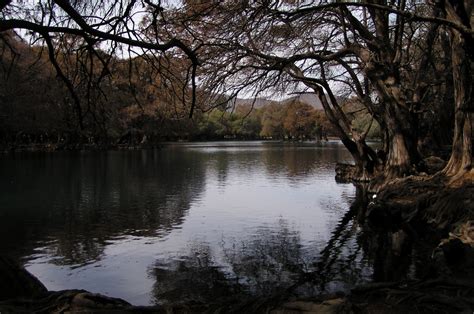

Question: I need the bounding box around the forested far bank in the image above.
[0,33,381,150]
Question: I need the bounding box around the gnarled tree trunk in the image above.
[367,66,419,178]
[442,0,473,180]
[385,128,413,178]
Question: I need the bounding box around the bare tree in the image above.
[0,0,199,131]
[1,0,471,180]
[170,0,472,180]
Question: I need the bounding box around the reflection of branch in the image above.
[290,186,371,292]
[314,207,357,287]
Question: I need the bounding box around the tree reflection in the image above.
[151,196,423,308]
[0,143,438,305]
[150,220,308,306]
[222,220,306,296]
[312,184,435,287]
[302,185,372,291]
[262,142,350,182]
[262,145,319,179]
[151,244,244,305]
[146,187,374,307]
[306,184,433,289]
[0,149,206,265]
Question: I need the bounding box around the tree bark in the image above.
[442,38,473,177]
[365,63,419,178]
[442,0,473,179]
[385,128,412,178]
[345,2,421,179]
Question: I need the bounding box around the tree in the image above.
[0,0,199,132]
[231,104,262,139]
[174,1,382,179]
[283,101,317,140]
[1,1,471,182]
[260,103,286,139]
[441,0,473,180]
[169,0,472,180]
[0,33,76,143]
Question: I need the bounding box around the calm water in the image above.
[0,141,374,305]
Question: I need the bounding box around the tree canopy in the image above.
[0,0,472,181]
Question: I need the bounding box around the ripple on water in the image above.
[1,141,374,306]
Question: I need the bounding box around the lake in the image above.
[0,141,374,305]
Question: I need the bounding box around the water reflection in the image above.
[262,144,345,181]
[310,185,371,291]
[223,220,305,295]
[0,149,207,265]
[146,183,438,307]
[314,184,436,288]
[1,141,373,305]
[151,220,306,305]
[151,244,243,305]
[150,215,372,306]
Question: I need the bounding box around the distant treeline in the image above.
[0,33,379,150]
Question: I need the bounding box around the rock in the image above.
[270,298,349,314]
[0,257,132,313]
[0,256,48,301]
[0,289,133,313]
[65,291,131,311]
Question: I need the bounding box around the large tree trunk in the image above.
[385,128,412,178]
[353,37,419,178]
[354,138,378,181]
[444,111,473,176]
[368,69,419,178]
[346,3,421,179]
[442,0,473,179]
[442,33,473,177]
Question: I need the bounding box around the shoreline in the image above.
[0,137,382,154]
